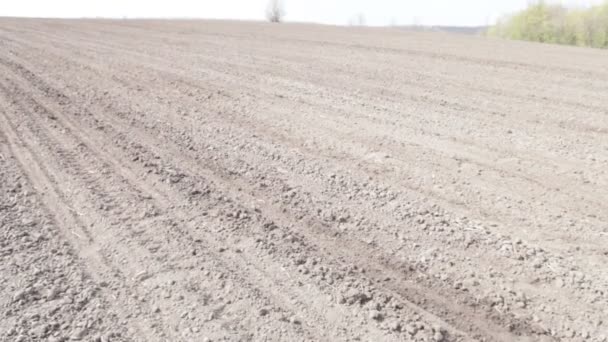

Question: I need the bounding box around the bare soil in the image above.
[0,18,607,342]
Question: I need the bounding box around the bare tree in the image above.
[266,0,285,23]
[357,13,366,26]
[349,13,366,26]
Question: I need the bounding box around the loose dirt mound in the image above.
[0,19,607,342]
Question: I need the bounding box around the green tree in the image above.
[488,0,608,49]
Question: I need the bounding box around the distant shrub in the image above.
[488,0,608,48]
[266,0,285,23]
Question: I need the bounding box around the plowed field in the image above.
[1,19,607,342]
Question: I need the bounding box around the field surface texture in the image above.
[0,19,607,342]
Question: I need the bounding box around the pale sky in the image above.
[2,0,604,26]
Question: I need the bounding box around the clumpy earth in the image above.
[0,18,607,342]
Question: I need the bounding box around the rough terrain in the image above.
[0,18,607,342]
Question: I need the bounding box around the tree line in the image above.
[488,1,608,48]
